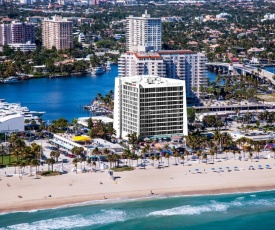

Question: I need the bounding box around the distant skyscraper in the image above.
[42,16,73,50]
[126,11,162,52]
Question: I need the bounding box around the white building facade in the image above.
[0,114,24,133]
[114,75,188,139]
[126,11,162,52]
[8,41,36,52]
[118,50,207,98]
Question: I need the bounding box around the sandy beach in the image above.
[1,157,275,213]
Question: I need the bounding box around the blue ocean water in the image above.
[1,190,275,229]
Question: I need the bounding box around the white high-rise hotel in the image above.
[114,76,188,139]
[126,10,162,52]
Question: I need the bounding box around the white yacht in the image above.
[3,77,20,84]
[91,67,105,75]
[0,100,45,121]
[106,62,112,71]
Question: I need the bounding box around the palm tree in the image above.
[254,145,260,159]
[72,158,78,174]
[71,147,84,159]
[0,145,5,164]
[196,150,202,163]
[184,150,189,161]
[31,159,40,176]
[122,149,131,166]
[46,158,55,171]
[249,151,253,162]
[92,161,97,171]
[165,153,170,167]
[92,147,101,162]
[202,153,208,164]
[232,150,236,160]
[150,155,155,167]
[180,154,185,165]
[155,155,160,166]
[106,154,113,169]
[87,158,92,168]
[209,149,215,162]
[50,151,60,162]
[173,150,180,165]
[13,161,19,174]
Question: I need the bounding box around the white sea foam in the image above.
[148,201,229,216]
[3,209,126,230]
[148,196,275,217]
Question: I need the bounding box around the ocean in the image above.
[1,190,275,229]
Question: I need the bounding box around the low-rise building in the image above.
[0,113,24,133]
[8,41,36,52]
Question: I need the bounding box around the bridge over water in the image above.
[206,62,275,84]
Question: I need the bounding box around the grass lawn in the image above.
[111,166,135,172]
[37,171,62,176]
[0,155,17,166]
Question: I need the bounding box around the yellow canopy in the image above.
[72,136,91,142]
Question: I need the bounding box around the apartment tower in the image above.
[42,16,73,50]
[118,50,207,98]
[126,11,162,52]
[0,22,35,46]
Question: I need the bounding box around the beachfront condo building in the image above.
[42,16,73,50]
[113,75,188,139]
[0,21,35,46]
[126,11,162,52]
[118,50,207,99]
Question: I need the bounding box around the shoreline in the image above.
[2,184,275,214]
[2,157,275,214]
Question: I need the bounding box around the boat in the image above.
[106,61,112,71]
[0,100,45,122]
[91,67,105,75]
[3,77,20,84]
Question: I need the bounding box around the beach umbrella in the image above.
[72,136,91,142]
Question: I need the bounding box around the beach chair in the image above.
[258,165,264,170]
[265,164,271,169]
[195,168,200,174]
[218,167,224,172]
[211,168,216,172]
[249,165,255,170]
[234,166,239,171]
